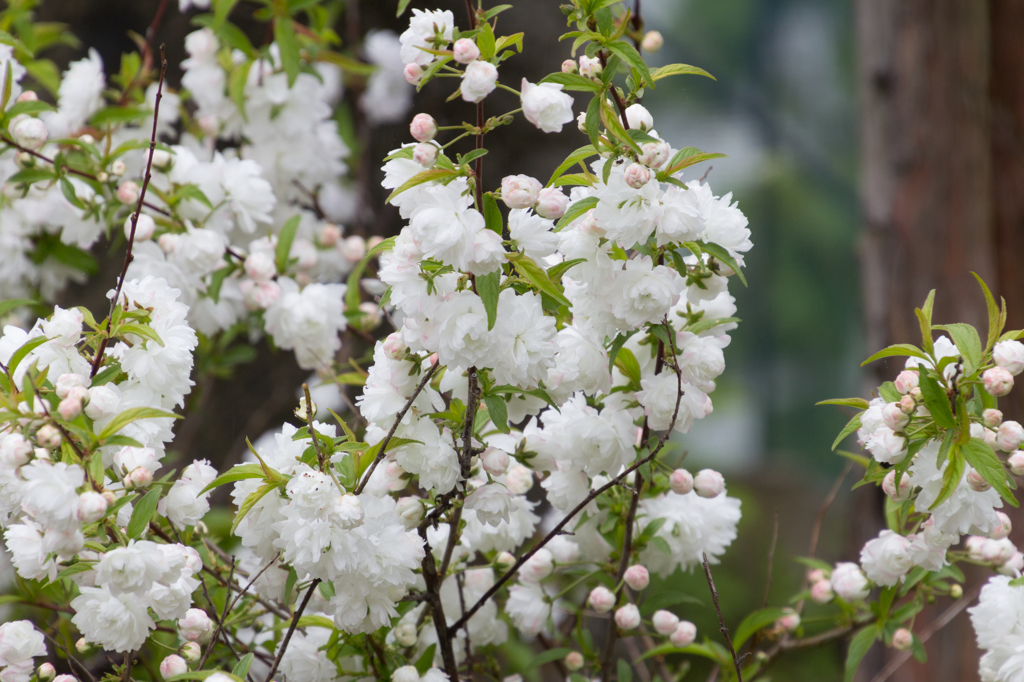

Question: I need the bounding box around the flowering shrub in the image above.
[0,0,1017,681]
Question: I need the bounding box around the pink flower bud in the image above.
[383,461,407,492]
[966,535,986,559]
[776,611,800,632]
[1000,552,1024,577]
[382,332,406,360]
[180,642,201,662]
[240,280,281,311]
[75,639,91,654]
[413,142,438,167]
[128,467,153,489]
[994,340,1024,375]
[244,252,276,282]
[967,469,991,492]
[640,30,664,52]
[891,628,913,651]
[178,608,214,643]
[58,396,82,421]
[614,604,641,630]
[319,223,342,246]
[339,235,367,263]
[13,117,48,150]
[409,113,437,142]
[899,395,916,414]
[53,676,77,682]
[501,174,542,209]
[197,115,219,137]
[160,655,188,678]
[505,465,534,495]
[561,59,578,74]
[588,586,616,613]
[652,609,680,635]
[894,370,919,394]
[579,55,602,78]
[55,373,88,399]
[395,623,417,647]
[984,408,1004,428]
[639,141,671,168]
[37,663,56,681]
[520,548,554,583]
[624,163,653,189]
[535,187,569,220]
[808,569,825,582]
[496,551,515,568]
[480,446,509,476]
[670,469,694,495]
[624,564,650,591]
[36,424,61,449]
[984,367,1015,397]
[1009,452,1024,475]
[124,214,155,242]
[882,403,909,431]
[159,233,178,253]
[117,181,140,204]
[395,497,424,528]
[565,651,584,671]
[17,91,37,103]
[909,386,922,399]
[694,469,725,498]
[983,426,999,450]
[77,491,108,524]
[991,512,1012,540]
[996,421,1024,452]
[670,621,697,647]
[453,38,481,64]
[404,63,425,85]
[882,470,912,501]
[810,579,835,603]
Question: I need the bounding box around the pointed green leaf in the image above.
[831,413,862,451]
[477,270,500,331]
[918,374,956,429]
[274,17,300,87]
[126,487,162,539]
[733,608,788,648]
[99,407,180,442]
[844,625,879,682]
[650,63,716,81]
[200,464,266,495]
[963,437,1018,507]
[275,214,300,274]
[861,344,930,367]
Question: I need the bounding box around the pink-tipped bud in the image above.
[180,642,201,663]
[614,604,641,630]
[811,579,835,603]
[535,187,569,220]
[37,664,55,681]
[480,446,509,476]
[128,467,153,489]
[1009,452,1024,476]
[652,610,680,635]
[75,639,91,654]
[640,30,664,52]
[395,497,424,528]
[244,252,276,282]
[694,469,724,498]
[505,465,534,495]
[994,340,1024,375]
[117,181,140,204]
[160,655,188,678]
[159,233,178,254]
[382,332,406,360]
[579,55,602,78]
[13,117,48,150]
[991,512,1013,540]
[36,424,62,449]
[1,434,32,467]
[52,675,76,682]
[17,91,38,103]
[894,370,919,394]
[967,469,991,492]
[882,470,912,501]
[776,611,800,632]
[58,396,83,421]
[177,609,214,643]
[882,403,909,431]
[410,113,437,142]
[808,568,825,583]
[319,223,342,247]
[624,163,652,189]
[984,367,1015,397]
[565,651,584,671]
[588,586,616,613]
[624,564,650,591]
[984,408,1004,428]
[501,174,542,209]
[496,551,515,568]
[561,59,578,74]
[412,143,438,167]
[124,214,155,242]
[891,628,913,651]
[404,63,425,85]
[453,38,480,64]
[670,621,697,647]
[639,141,671,169]
[899,395,916,414]
[996,421,1024,452]
[670,469,694,495]
[77,491,108,524]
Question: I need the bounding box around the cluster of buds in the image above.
[669,468,725,498]
[500,174,569,220]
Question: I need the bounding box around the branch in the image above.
[419,526,460,677]
[702,552,744,682]
[302,383,325,467]
[90,46,168,378]
[354,363,438,494]
[263,578,321,682]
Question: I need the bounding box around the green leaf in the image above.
[126,487,161,539]
[733,608,788,648]
[816,398,870,410]
[605,40,654,88]
[599,98,642,154]
[918,373,955,429]
[548,144,598,187]
[477,270,500,331]
[584,94,602,149]
[613,346,642,389]
[844,626,879,682]
[617,659,633,682]
[396,0,413,16]
[916,290,936,355]
[650,63,716,81]
[607,330,637,373]
[699,241,747,287]
[527,648,572,670]
[477,23,496,60]
[228,59,252,120]
[555,196,599,231]
[539,72,602,92]
[931,443,964,510]
[5,168,56,185]
[660,150,727,177]
[963,437,1019,507]
[5,100,54,118]
[59,177,84,209]
[117,323,164,347]
[201,463,266,494]
[513,256,571,309]
[547,258,586,284]
[230,482,281,534]
[972,272,1003,353]
[415,644,437,675]
[385,168,456,204]
[861,343,931,367]
[0,299,35,319]
[483,395,509,433]
[483,192,502,235]
[232,654,254,679]
[99,407,180,441]
[274,17,301,87]
[90,106,148,127]
[0,61,12,112]
[934,322,982,373]
[275,215,300,274]
[53,561,97,582]
[831,413,862,451]
[8,335,49,375]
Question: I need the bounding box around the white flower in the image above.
[158,460,217,528]
[408,183,484,270]
[0,621,46,669]
[638,491,741,575]
[465,483,516,527]
[866,426,907,464]
[71,586,155,652]
[995,340,1024,376]
[506,583,550,635]
[519,548,554,583]
[860,530,912,586]
[609,257,685,329]
[910,440,1002,535]
[20,461,83,531]
[42,50,104,138]
[520,79,574,133]
[177,608,214,643]
[830,562,870,601]
[399,9,455,66]
[461,60,498,102]
[501,175,542,209]
[95,540,168,595]
[466,228,506,276]
[264,279,347,370]
[593,163,663,248]
[491,290,558,389]
[509,209,558,260]
[625,103,654,131]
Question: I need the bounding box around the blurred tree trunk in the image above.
[857,0,1024,680]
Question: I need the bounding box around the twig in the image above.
[302,383,325,467]
[761,509,779,608]
[196,554,240,670]
[419,527,459,677]
[867,584,981,682]
[702,552,744,682]
[90,46,168,378]
[122,651,132,681]
[263,579,321,682]
[698,166,714,183]
[41,631,96,682]
[808,461,853,561]
[458,368,479,480]
[353,363,438,494]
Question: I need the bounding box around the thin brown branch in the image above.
[702,552,744,682]
[302,382,325,467]
[419,527,460,677]
[263,579,321,682]
[91,46,168,378]
[808,461,853,560]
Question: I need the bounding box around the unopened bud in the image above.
[480,446,509,476]
[37,663,56,681]
[77,491,108,524]
[984,409,1004,428]
[160,655,188,678]
[394,623,417,647]
[453,38,481,64]
[891,628,912,651]
[58,396,83,421]
[950,584,963,599]
[413,142,438,167]
[339,235,367,264]
[991,512,1013,540]
[882,470,912,501]
[640,30,664,52]
[669,469,694,495]
[614,604,641,630]
[693,469,724,498]
[128,467,153,489]
[561,59,578,74]
[409,113,437,142]
[53,675,77,682]
[36,424,62,449]
[159,233,178,254]
[117,181,140,204]
[75,638,91,654]
[1009,452,1024,476]
[180,642,201,663]
[588,586,616,613]
[125,214,156,242]
[564,651,584,671]
[150,149,173,170]
[996,421,1024,452]
[395,497,424,528]
[624,163,652,189]
[579,55,602,79]
[404,63,425,85]
[639,141,671,169]
[535,187,569,220]
[670,621,697,647]
[776,610,800,632]
[623,564,650,591]
[909,386,922,399]
[244,252,276,282]
[899,395,916,414]
[984,367,1015,397]
[895,370,919,394]
[12,117,48,150]
[17,91,38,103]
[967,469,991,492]
[882,403,909,431]
[110,160,126,177]
[505,465,534,495]
[496,551,515,568]
[319,223,342,247]
[810,579,834,603]
[652,609,680,635]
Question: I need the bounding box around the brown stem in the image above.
[196,555,236,670]
[118,0,170,104]
[263,579,321,682]
[90,47,168,378]
[419,527,460,677]
[597,51,631,129]
[475,102,484,209]
[702,552,744,682]
[354,363,438,494]
[302,383,325,468]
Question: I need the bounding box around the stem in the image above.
[475,101,484,209]
[263,579,321,682]
[90,46,168,378]
[702,552,744,682]
[302,383,325,468]
[419,527,460,677]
